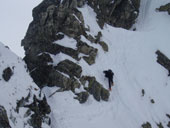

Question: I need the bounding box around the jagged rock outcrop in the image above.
[17,94,51,128]
[156,3,170,15]
[0,105,11,128]
[87,0,141,29]
[22,0,111,103]
[156,50,170,75]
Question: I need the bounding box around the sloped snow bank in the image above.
[43,0,170,128]
[0,42,50,128]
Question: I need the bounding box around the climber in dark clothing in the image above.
[103,69,114,91]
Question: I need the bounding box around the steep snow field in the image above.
[43,0,170,128]
[0,42,41,127]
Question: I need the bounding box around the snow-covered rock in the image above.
[0,42,51,128]
[22,0,110,102]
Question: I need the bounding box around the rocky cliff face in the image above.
[87,0,140,29]
[22,0,140,102]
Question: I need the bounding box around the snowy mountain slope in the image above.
[42,0,170,128]
[0,42,50,128]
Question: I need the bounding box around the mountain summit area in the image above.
[0,0,170,128]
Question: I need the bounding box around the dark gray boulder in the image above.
[0,105,11,128]
[2,67,13,82]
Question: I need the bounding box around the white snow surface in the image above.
[53,35,77,50]
[0,42,48,128]
[42,0,170,128]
